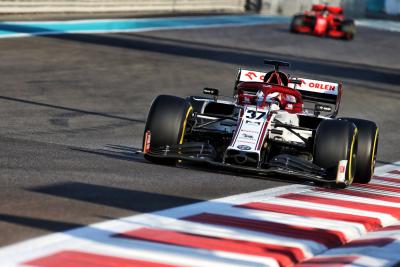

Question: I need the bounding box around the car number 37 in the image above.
[245,109,267,120]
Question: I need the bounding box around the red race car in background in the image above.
[290,4,356,40]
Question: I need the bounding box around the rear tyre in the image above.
[342,19,355,40]
[339,118,379,183]
[290,15,305,33]
[143,95,192,164]
[313,120,358,188]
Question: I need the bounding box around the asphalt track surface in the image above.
[0,20,399,247]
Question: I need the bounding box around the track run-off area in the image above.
[1,164,400,267]
[0,15,399,266]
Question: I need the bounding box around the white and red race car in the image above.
[142,60,379,188]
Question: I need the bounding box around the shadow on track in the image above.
[0,95,144,123]
[72,144,318,188]
[0,214,83,232]
[71,145,145,163]
[29,181,200,213]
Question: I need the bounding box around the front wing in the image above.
[145,143,340,186]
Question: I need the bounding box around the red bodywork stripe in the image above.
[117,227,305,266]
[24,250,178,267]
[296,255,359,267]
[373,176,400,184]
[314,188,400,203]
[183,213,347,248]
[279,193,400,219]
[257,120,268,150]
[236,202,382,231]
[352,183,400,193]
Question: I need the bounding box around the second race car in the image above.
[290,4,356,40]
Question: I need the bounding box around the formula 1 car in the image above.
[142,60,378,188]
[290,4,356,40]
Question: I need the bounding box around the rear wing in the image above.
[234,69,268,95]
[236,69,266,83]
[288,78,343,117]
[235,69,343,117]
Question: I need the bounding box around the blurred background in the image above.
[0,0,398,20]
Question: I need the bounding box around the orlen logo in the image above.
[299,79,336,91]
[244,72,264,81]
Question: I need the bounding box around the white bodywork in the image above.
[227,106,269,158]
[269,111,313,146]
[226,106,312,162]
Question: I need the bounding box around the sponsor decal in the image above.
[244,71,257,80]
[241,129,259,134]
[294,78,337,92]
[336,160,348,183]
[245,120,261,125]
[289,78,339,97]
[240,70,265,82]
[339,165,346,173]
[241,133,255,140]
[307,82,336,91]
[237,145,251,150]
[143,130,151,153]
[238,133,257,144]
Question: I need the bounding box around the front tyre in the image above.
[143,95,192,164]
[342,19,355,40]
[290,15,305,33]
[313,120,358,188]
[340,118,379,183]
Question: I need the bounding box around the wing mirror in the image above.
[203,88,219,101]
[314,104,333,116]
[315,104,333,112]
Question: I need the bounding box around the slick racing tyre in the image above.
[143,95,192,164]
[342,19,355,40]
[340,118,379,184]
[290,15,305,33]
[313,120,358,188]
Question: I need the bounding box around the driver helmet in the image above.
[266,92,282,111]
